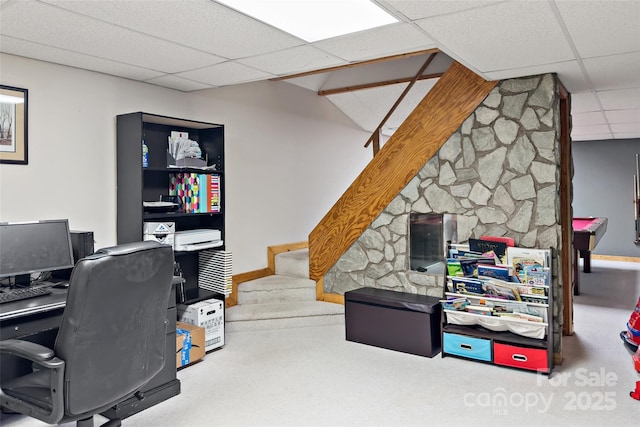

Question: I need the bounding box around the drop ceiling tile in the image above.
[314,23,435,62]
[144,75,213,92]
[555,0,640,58]
[484,60,588,93]
[572,133,613,141]
[598,88,640,110]
[0,36,165,81]
[571,124,612,136]
[583,52,640,91]
[41,0,303,59]
[611,122,640,133]
[176,62,274,87]
[0,1,225,73]
[605,109,640,124]
[571,111,606,127]
[383,0,504,20]
[237,45,346,76]
[613,131,640,139]
[415,1,574,72]
[571,92,601,113]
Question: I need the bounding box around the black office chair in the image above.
[0,241,174,427]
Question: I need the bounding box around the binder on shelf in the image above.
[169,173,221,213]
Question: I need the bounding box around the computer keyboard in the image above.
[0,287,53,304]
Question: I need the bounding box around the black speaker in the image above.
[70,230,95,262]
[52,230,95,280]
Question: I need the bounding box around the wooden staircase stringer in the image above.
[308,61,498,283]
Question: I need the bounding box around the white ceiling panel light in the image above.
[216,0,398,42]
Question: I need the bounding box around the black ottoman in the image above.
[345,287,442,357]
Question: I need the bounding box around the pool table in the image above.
[573,217,608,295]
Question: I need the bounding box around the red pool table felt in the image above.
[573,217,607,251]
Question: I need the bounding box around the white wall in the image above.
[0,54,372,273]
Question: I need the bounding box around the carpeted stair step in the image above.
[225,246,344,331]
[274,248,310,279]
[237,275,316,305]
[225,300,344,332]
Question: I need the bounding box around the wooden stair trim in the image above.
[228,268,271,308]
[308,61,498,281]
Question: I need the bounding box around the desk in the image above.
[0,285,67,383]
[0,280,180,419]
[573,217,608,295]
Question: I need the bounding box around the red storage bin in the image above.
[494,342,549,372]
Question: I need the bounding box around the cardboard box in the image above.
[177,298,224,351]
[143,222,175,235]
[176,321,205,368]
[144,222,175,248]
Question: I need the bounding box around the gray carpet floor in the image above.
[2,258,640,426]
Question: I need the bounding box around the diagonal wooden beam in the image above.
[318,72,444,96]
[365,53,436,149]
[270,48,439,81]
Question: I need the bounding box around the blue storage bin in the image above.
[443,332,492,361]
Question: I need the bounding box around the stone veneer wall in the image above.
[324,73,563,352]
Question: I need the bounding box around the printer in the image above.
[174,229,222,252]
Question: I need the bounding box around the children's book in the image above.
[506,247,550,268]
[446,258,462,276]
[482,278,521,301]
[521,267,550,287]
[450,277,485,295]
[477,264,511,281]
[459,256,496,277]
[469,238,508,261]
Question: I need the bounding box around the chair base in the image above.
[76,416,122,427]
[100,378,180,420]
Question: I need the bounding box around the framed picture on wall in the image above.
[0,85,28,165]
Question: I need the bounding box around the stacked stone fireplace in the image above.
[324,73,563,350]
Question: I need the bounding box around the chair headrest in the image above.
[94,240,171,257]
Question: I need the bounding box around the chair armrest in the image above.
[0,339,65,424]
[0,339,64,387]
[0,339,55,363]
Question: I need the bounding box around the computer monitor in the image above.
[0,219,75,286]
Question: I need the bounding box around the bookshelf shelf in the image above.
[143,211,223,220]
[144,167,224,174]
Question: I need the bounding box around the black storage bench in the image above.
[345,287,442,357]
